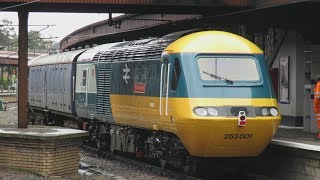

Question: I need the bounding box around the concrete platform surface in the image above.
[272,126,320,151]
[0,125,88,176]
[0,93,17,103]
[0,125,88,140]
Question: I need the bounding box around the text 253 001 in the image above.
[224,134,253,139]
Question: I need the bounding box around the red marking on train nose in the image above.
[238,111,246,127]
[239,120,246,126]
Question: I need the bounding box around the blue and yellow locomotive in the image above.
[28,30,281,172]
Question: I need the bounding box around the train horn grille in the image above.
[224,106,256,117]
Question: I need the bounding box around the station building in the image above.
[56,1,320,133]
[0,51,43,93]
[0,0,296,132]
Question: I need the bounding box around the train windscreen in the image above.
[197,56,260,82]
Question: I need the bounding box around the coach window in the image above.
[82,69,87,86]
[171,58,181,91]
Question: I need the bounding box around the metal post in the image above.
[18,10,29,128]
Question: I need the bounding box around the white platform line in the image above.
[278,125,304,129]
[271,139,320,152]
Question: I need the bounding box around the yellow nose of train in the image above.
[161,31,281,157]
[169,98,281,157]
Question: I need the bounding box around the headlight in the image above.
[207,107,218,116]
[261,108,269,116]
[270,108,278,116]
[194,107,208,116]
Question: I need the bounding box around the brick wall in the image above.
[0,137,82,176]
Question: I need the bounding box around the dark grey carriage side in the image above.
[28,50,85,115]
[28,55,47,109]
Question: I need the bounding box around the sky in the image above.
[0,12,120,42]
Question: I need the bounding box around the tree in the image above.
[28,30,51,50]
[0,19,18,49]
[1,18,52,51]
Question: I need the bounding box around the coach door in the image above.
[160,55,171,126]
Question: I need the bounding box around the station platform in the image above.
[0,126,88,177]
[272,125,320,151]
[243,126,320,179]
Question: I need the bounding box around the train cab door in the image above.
[160,55,171,129]
[75,64,90,118]
[83,66,90,117]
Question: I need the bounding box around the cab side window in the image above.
[82,69,87,87]
[171,58,181,91]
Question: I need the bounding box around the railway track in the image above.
[81,144,202,180]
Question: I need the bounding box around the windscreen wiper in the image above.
[202,71,233,84]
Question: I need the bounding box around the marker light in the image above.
[238,111,246,127]
[270,108,279,116]
[207,107,218,116]
[261,108,269,116]
[194,107,208,116]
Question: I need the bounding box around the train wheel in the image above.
[43,112,49,125]
[28,107,36,125]
[183,156,199,176]
[96,124,109,151]
[28,114,36,125]
[160,158,167,169]
[76,117,84,130]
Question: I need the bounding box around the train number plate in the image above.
[224,133,253,140]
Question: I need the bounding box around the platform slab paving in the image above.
[0,126,88,177]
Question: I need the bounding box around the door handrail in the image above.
[165,63,170,116]
[85,67,89,107]
[160,63,164,115]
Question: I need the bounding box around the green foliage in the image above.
[0,77,10,89]
[0,19,17,48]
[28,30,50,50]
[1,18,51,51]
